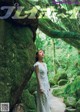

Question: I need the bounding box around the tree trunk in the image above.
[10,68,34,112]
[52,39,57,74]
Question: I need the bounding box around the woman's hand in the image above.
[39,88,44,94]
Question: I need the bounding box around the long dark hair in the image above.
[35,51,39,62]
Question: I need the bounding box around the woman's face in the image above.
[38,50,44,59]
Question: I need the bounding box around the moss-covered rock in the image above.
[27,73,37,94]
[58,79,68,86]
[21,89,36,111]
[52,85,65,97]
[48,74,55,86]
[75,89,80,99]
[65,107,76,112]
[65,96,76,107]
[0,19,37,110]
[76,99,80,112]
[53,71,68,85]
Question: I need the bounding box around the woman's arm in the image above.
[34,65,44,93]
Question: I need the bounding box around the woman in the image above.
[33,50,66,112]
[33,50,51,112]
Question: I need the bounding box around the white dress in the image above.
[34,61,51,112]
[34,61,66,112]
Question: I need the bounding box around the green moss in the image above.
[65,96,76,107]
[0,20,36,103]
[76,99,80,112]
[21,89,36,110]
[58,79,67,86]
[52,85,65,97]
[53,71,68,85]
[27,73,37,93]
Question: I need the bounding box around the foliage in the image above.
[0,0,80,111]
[27,73,37,94]
[35,30,80,110]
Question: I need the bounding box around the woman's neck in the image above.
[38,59,43,62]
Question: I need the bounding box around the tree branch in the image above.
[38,18,80,49]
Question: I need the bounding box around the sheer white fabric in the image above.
[34,61,66,112]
